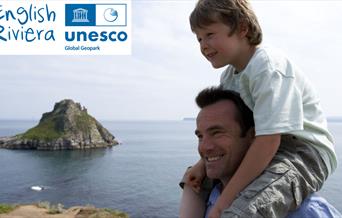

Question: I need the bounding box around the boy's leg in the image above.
[221,135,328,218]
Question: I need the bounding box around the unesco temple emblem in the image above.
[72,8,89,22]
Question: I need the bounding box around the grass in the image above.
[75,112,95,134]
[21,117,63,141]
[0,204,16,214]
[21,111,96,141]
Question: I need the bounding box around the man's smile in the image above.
[206,154,224,162]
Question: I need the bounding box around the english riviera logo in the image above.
[0,1,131,55]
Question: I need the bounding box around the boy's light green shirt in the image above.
[220,46,337,174]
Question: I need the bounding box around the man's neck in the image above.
[220,177,231,188]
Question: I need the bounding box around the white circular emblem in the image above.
[104,8,118,22]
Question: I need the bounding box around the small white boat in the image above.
[31,186,43,191]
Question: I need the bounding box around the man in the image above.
[179,87,341,218]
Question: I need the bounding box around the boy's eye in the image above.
[197,37,202,42]
[207,33,213,37]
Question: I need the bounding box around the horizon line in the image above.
[0,116,342,122]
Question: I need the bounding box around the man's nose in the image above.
[199,136,215,153]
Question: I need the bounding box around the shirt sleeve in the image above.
[240,67,304,136]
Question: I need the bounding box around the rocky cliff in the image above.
[0,99,118,150]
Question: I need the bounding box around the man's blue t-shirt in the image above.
[205,184,341,218]
[287,193,342,218]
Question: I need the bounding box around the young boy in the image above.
[181,0,337,217]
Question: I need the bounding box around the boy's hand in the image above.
[185,170,201,193]
[185,159,206,193]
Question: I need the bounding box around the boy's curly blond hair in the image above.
[190,0,262,45]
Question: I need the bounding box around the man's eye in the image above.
[197,37,202,42]
[212,131,222,136]
[207,33,213,37]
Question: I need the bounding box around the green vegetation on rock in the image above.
[21,117,63,141]
[20,103,94,141]
[75,112,95,135]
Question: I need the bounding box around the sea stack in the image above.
[0,99,118,150]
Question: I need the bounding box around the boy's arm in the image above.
[179,184,206,218]
[209,134,281,217]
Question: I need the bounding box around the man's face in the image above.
[194,22,247,69]
[195,100,253,184]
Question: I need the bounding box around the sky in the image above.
[0,0,341,120]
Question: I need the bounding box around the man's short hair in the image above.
[190,0,262,46]
[196,87,254,137]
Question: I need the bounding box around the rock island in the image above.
[0,99,118,150]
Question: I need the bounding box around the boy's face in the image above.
[194,22,247,69]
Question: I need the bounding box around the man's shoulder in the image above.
[287,194,342,218]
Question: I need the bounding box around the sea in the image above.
[0,120,341,218]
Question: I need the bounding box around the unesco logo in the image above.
[65,4,127,26]
[64,3,128,43]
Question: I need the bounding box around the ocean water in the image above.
[0,120,341,217]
